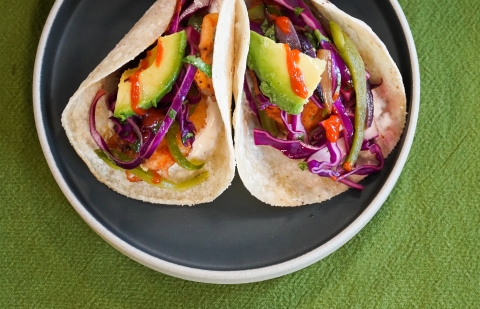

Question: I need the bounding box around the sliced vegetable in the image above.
[248,4,266,21]
[95,149,209,191]
[253,129,322,159]
[247,70,279,137]
[183,55,212,78]
[179,0,212,23]
[330,21,366,171]
[166,121,205,170]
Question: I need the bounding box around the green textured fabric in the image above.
[1,0,479,307]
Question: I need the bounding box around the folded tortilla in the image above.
[233,0,407,206]
[62,0,236,205]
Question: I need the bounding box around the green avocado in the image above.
[114,31,187,121]
[247,31,325,115]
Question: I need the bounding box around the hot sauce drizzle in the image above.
[150,170,163,184]
[155,38,163,67]
[130,50,153,116]
[126,171,142,182]
[322,115,342,143]
[275,16,291,34]
[284,44,308,99]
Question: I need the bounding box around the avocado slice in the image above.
[247,31,325,115]
[114,31,187,121]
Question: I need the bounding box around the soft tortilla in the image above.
[233,0,406,206]
[62,0,236,205]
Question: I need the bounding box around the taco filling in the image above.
[89,0,222,191]
[243,0,385,190]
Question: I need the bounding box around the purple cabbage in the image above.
[307,141,342,178]
[253,129,323,159]
[185,26,201,51]
[179,102,197,146]
[332,98,353,153]
[338,141,384,179]
[109,116,138,144]
[179,0,212,23]
[106,89,117,112]
[281,110,309,143]
[166,0,185,35]
[365,80,374,128]
[89,90,144,169]
[250,21,264,35]
[270,0,328,36]
[243,77,260,120]
[298,34,315,58]
[257,92,275,110]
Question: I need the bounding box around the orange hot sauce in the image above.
[155,38,163,67]
[130,49,156,116]
[150,170,163,184]
[284,44,308,99]
[275,16,291,34]
[322,115,342,143]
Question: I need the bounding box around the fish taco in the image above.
[233,0,406,206]
[62,0,236,205]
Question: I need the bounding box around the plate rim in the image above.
[33,0,420,284]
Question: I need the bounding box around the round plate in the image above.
[33,0,419,284]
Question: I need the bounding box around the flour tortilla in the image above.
[62,0,236,205]
[233,0,406,206]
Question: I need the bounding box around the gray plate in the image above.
[34,0,418,283]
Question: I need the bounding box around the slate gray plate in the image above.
[33,0,419,284]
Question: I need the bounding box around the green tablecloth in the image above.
[1,0,479,307]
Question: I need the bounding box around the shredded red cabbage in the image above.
[179,0,212,23]
[109,116,138,144]
[250,21,264,35]
[253,129,323,159]
[365,80,374,128]
[185,26,201,51]
[179,102,197,146]
[106,89,117,112]
[89,90,145,169]
[243,77,260,120]
[166,0,185,35]
[298,34,315,58]
[281,110,309,143]
[332,99,353,153]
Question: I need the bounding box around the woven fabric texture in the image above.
[0,0,479,307]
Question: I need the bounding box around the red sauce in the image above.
[130,51,152,116]
[130,71,146,116]
[150,170,162,184]
[275,16,291,34]
[343,162,353,172]
[322,115,341,143]
[125,171,142,182]
[155,39,163,67]
[284,44,308,99]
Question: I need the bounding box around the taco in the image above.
[233,0,406,206]
[62,0,236,205]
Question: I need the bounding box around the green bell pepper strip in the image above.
[247,70,279,138]
[94,149,209,191]
[330,21,367,171]
[248,5,265,21]
[166,121,205,171]
[255,94,279,138]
